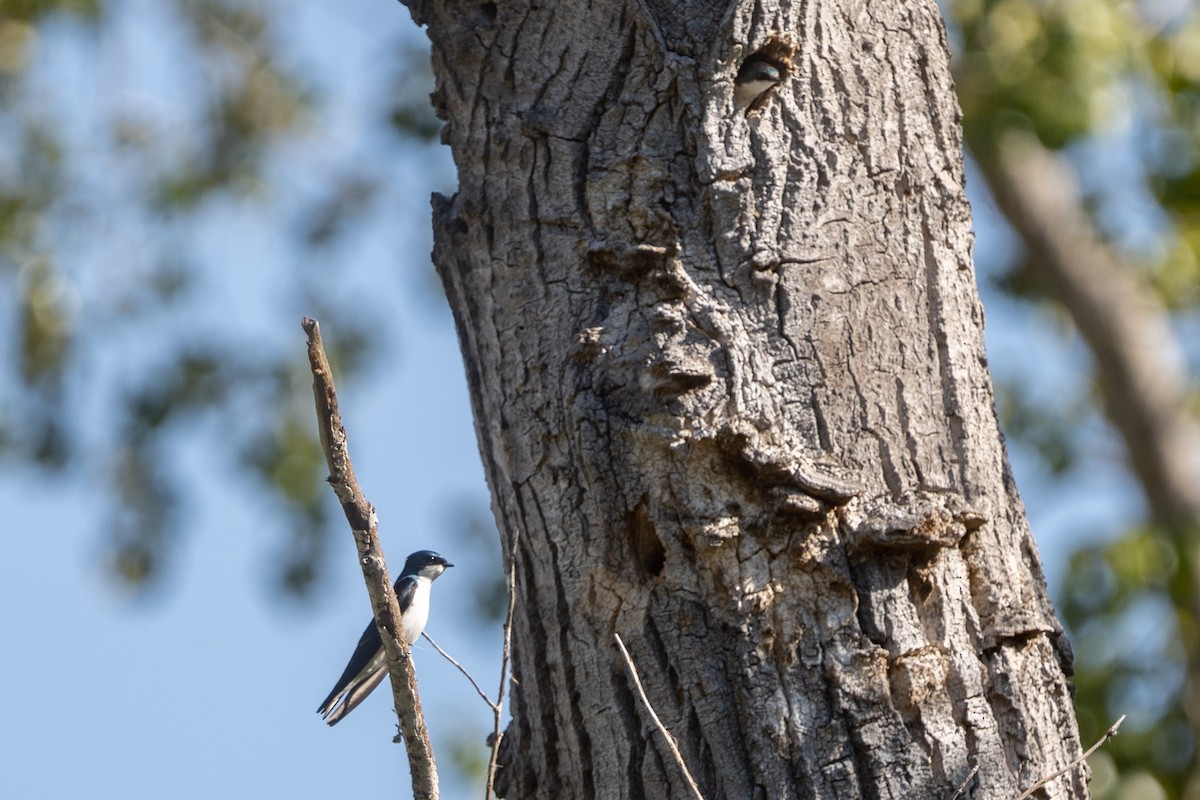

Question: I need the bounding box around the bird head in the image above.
[734,55,784,112]
[403,550,453,580]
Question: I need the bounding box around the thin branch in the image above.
[949,764,978,800]
[417,531,517,800]
[302,317,439,800]
[1013,715,1126,800]
[613,633,705,800]
[486,528,519,799]
[422,632,496,710]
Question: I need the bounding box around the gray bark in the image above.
[406,0,1086,797]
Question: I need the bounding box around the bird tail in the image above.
[317,666,389,726]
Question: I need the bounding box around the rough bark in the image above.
[405,0,1086,797]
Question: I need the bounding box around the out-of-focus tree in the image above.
[949,0,1200,796]
[0,0,444,597]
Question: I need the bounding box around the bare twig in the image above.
[302,317,439,800]
[422,632,496,710]
[949,764,978,799]
[613,633,705,800]
[418,534,517,799]
[1013,715,1126,800]
[486,529,519,799]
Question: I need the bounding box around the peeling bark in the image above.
[405,0,1086,797]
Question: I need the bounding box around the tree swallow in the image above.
[317,550,453,726]
[734,56,783,112]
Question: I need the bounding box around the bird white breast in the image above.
[402,576,433,644]
[734,79,776,110]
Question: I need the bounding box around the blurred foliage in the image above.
[951,0,1200,796]
[995,378,1085,474]
[952,0,1200,303]
[1062,531,1192,778]
[0,0,444,599]
[441,499,507,623]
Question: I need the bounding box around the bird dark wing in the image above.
[316,574,421,725]
[394,574,417,616]
[316,615,383,722]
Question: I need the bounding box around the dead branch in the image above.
[422,632,495,710]
[1014,715,1126,800]
[949,764,979,799]
[614,633,705,800]
[302,316,439,800]
[486,530,518,799]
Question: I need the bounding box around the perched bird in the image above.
[734,55,783,112]
[317,550,453,726]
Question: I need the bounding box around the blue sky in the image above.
[0,1,1143,798]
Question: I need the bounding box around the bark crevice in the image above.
[413,0,1087,796]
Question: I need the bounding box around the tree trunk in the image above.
[406,0,1086,797]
